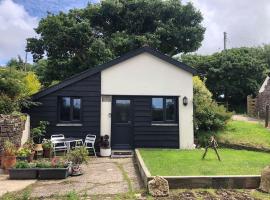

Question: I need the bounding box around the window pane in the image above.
[166,98,176,121]
[60,97,71,121]
[152,98,163,121]
[73,98,81,120]
[115,100,130,123]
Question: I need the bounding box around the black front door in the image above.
[111,97,133,149]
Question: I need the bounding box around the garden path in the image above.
[232,114,263,123]
[30,157,143,198]
[0,171,36,197]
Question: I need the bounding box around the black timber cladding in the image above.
[133,96,179,148]
[28,73,101,139]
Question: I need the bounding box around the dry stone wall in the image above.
[0,114,26,152]
[256,78,270,118]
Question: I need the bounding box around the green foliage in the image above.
[3,140,17,156]
[31,121,49,143]
[42,138,52,149]
[23,72,41,95]
[15,161,36,169]
[193,76,232,133]
[36,158,67,168]
[67,146,89,165]
[35,160,52,168]
[26,0,205,83]
[0,68,41,114]
[17,147,32,157]
[179,47,268,112]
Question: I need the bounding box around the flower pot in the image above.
[9,168,37,179]
[38,168,69,179]
[43,148,51,158]
[16,156,28,162]
[2,155,16,169]
[27,152,35,162]
[71,164,83,176]
[100,148,111,157]
[34,144,43,151]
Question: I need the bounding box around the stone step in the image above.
[111,150,134,158]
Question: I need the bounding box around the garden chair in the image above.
[76,134,96,157]
[51,134,68,156]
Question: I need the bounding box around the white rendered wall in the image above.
[100,52,194,149]
[100,95,112,137]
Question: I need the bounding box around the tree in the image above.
[193,76,231,134]
[0,68,41,114]
[27,0,205,83]
[179,47,268,112]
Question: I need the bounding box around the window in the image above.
[59,97,81,122]
[152,97,177,123]
[114,99,131,123]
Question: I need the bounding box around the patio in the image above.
[27,157,143,198]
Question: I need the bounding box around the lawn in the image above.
[199,120,270,149]
[139,148,270,176]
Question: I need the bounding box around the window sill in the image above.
[151,123,178,126]
[56,123,83,127]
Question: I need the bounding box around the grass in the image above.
[139,148,270,176]
[199,120,270,149]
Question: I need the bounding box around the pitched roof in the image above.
[32,46,196,100]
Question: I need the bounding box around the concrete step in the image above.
[111,150,134,158]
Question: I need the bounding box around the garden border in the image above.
[135,149,261,189]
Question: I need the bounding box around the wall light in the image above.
[183,96,188,106]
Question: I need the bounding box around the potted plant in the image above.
[16,147,32,162]
[99,135,111,157]
[2,140,17,169]
[23,140,35,162]
[67,147,89,176]
[31,121,49,152]
[9,161,37,179]
[42,139,52,158]
[37,158,69,179]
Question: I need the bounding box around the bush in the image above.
[193,76,232,134]
[67,147,89,165]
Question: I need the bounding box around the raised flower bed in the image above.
[9,161,37,179]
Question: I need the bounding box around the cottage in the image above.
[28,47,196,150]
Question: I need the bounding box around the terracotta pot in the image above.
[43,148,51,158]
[2,155,16,169]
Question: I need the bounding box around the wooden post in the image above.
[265,105,269,128]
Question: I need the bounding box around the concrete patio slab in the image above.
[0,174,36,197]
[30,157,143,198]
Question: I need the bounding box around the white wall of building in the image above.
[100,52,194,149]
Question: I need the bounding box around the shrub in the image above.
[67,147,89,165]
[31,121,49,144]
[0,94,18,114]
[17,147,32,157]
[193,76,232,134]
[3,140,17,156]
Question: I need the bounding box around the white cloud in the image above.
[184,0,270,54]
[0,0,38,64]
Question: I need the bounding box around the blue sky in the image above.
[13,0,98,18]
[1,0,270,65]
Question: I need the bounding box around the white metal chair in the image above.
[51,134,68,156]
[78,134,96,157]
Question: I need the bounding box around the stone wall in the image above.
[256,78,270,118]
[0,114,27,152]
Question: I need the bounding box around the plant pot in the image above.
[38,168,69,179]
[16,156,28,162]
[27,152,35,162]
[71,164,83,176]
[100,148,111,157]
[34,144,43,151]
[9,168,37,179]
[43,148,51,158]
[2,155,16,169]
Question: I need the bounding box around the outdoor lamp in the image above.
[183,96,188,106]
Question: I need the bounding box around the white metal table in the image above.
[52,137,83,152]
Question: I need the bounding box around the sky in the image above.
[1,0,270,65]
